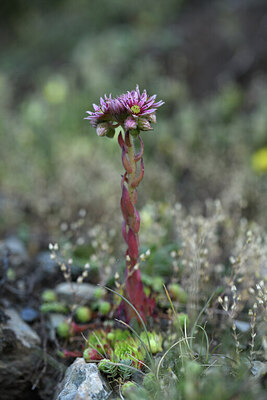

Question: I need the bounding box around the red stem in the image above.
[118,131,154,323]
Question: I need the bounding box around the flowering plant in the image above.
[85,85,164,322]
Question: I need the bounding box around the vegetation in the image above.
[0,1,266,399]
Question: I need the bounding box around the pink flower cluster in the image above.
[85,85,164,137]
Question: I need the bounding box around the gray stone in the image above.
[36,252,100,283]
[37,250,58,275]
[233,320,250,333]
[4,236,27,255]
[49,313,66,329]
[55,282,97,304]
[251,361,267,377]
[0,309,42,399]
[21,306,39,322]
[4,308,40,348]
[0,236,28,266]
[55,358,111,400]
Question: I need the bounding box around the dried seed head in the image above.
[61,264,67,272]
[140,253,146,261]
[115,272,119,280]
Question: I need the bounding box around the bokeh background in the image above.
[1,0,267,241]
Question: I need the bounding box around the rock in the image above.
[4,308,40,348]
[4,236,27,257]
[49,313,66,329]
[233,320,250,333]
[0,236,28,266]
[37,251,59,275]
[55,358,111,400]
[21,307,39,323]
[0,309,41,399]
[55,282,97,304]
[251,361,267,377]
[36,252,99,284]
[0,308,9,323]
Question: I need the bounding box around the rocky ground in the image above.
[0,236,112,400]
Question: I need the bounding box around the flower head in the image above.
[84,94,113,128]
[119,85,164,119]
[85,85,164,136]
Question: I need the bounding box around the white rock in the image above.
[0,236,28,266]
[55,282,96,304]
[55,358,111,400]
[4,309,40,348]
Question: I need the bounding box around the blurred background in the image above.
[1,0,267,241]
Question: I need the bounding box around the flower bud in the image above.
[138,118,153,131]
[146,112,156,123]
[96,122,115,138]
[124,116,137,131]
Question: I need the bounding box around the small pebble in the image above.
[21,307,39,322]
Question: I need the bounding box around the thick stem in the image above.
[127,134,136,203]
[119,130,154,323]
